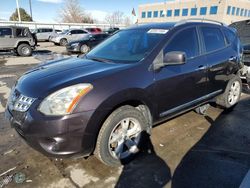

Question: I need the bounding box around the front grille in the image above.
[8,88,35,112]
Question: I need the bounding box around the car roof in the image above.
[127,22,226,31]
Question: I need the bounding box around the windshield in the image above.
[86,29,166,63]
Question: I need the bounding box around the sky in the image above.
[0,0,163,22]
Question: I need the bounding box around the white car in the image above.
[34,28,60,41]
[51,29,90,46]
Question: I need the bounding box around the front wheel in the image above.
[59,38,68,46]
[95,105,148,167]
[80,44,90,54]
[216,75,242,109]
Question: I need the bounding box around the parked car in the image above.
[33,28,58,41]
[85,27,102,34]
[104,27,119,34]
[6,20,245,167]
[66,33,110,53]
[0,26,36,56]
[229,20,250,93]
[51,29,90,46]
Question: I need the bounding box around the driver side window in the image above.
[164,27,199,59]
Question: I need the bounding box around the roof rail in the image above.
[174,18,227,27]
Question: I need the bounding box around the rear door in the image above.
[154,26,208,117]
[199,26,237,94]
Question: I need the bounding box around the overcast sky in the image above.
[0,0,164,22]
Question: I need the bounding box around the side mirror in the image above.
[163,51,186,65]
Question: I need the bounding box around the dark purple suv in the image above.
[5,20,243,166]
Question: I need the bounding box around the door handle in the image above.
[196,65,207,71]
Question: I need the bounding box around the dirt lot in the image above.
[0,43,250,188]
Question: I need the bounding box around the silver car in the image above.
[51,29,90,46]
[34,28,60,41]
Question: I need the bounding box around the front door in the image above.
[154,27,208,117]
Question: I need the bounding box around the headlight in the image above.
[38,83,93,116]
[71,43,79,47]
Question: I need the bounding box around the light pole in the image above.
[16,0,21,22]
[29,0,33,21]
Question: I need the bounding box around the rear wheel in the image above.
[216,75,242,109]
[17,44,32,57]
[95,105,148,167]
[59,38,68,46]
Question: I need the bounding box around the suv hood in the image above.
[16,57,131,98]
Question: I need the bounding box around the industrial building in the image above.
[138,0,250,24]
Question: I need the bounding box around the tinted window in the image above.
[94,35,102,40]
[201,27,226,53]
[164,27,199,59]
[76,30,85,34]
[223,28,236,44]
[71,30,78,34]
[0,28,12,37]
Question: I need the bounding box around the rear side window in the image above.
[71,30,78,34]
[201,27,226,53]
[77,30,88,34]
[223,28,236,44]
[0,28,12,37]
[164,27,199,59]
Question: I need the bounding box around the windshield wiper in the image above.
[87,56,113,63]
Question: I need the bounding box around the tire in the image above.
[80,44,90,54]
[95,105,148,167]
[59,38,68,46]
[17,44,32,57]
[216,75,242,109]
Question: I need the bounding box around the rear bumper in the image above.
[5,107,96,157]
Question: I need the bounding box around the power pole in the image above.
[29,0,33,21]
[16,0,21,22]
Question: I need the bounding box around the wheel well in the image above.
[90,100,153,155]
[16,41,30,48]
[103,100,152,134]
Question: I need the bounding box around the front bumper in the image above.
[5,106,95,157]
[66,45,80,53]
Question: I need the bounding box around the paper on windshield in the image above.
[147,29,169,34]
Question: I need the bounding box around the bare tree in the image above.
[123,16,133,26]
[105,11,124,26]
[58,0,93,23]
